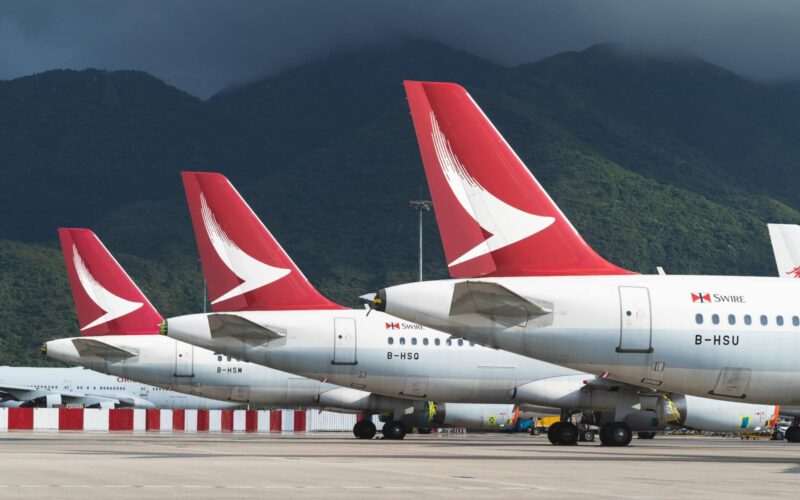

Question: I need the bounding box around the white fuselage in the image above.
[45,335,409,414]
[0,365,236,409]
[378,274,800,405]
[165,308,779,433]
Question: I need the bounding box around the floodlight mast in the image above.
[409,200,432,281]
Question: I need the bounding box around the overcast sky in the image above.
[2,0,799,98]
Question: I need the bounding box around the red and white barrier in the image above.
[0,408,377,432]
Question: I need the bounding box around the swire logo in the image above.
[385,322,400,330]
[691,293,711,303]
[786,266,800,278]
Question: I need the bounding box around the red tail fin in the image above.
[181,172,344,312]
[58,228,163,336]
[403,81,633,277]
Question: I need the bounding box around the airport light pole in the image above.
[409,200,432,281]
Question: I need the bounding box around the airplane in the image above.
[163,171,778,446]
[370,81,800,446]
[44,228,515,438]
[0,365,233,409]
[768,224,800,280]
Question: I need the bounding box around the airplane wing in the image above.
[208,313,286,342]
[449,281,553,327]
[71,338,138,360]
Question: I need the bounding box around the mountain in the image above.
[1,41,799,365]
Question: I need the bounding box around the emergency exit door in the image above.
[175,342,194,376]
[332,317,357,365]
[616,286,653,353]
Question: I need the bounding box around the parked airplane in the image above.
[0,365,232,409]
[44,228,514,438]
[371,81,800,443]
[163,171,777,445]
[768,224,800,279]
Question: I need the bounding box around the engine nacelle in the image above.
[427,402,517,430]
[44,393,63,408]
[674,395,777,433]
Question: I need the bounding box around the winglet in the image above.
[181,172,344,311]
[58,228,163,336]
[403,81,634,277]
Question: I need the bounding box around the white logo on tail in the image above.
[430,111,555,266]
[73,245,143,331]
[200,193,290,304]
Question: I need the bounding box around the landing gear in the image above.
[785,426,800,443]
[579,429,595,442]
[599,422,632,447]
[547,421,579,445]
[417,427,433,435]
[353,419,377,440]
[637,431,657,440]
[382,421,407,440]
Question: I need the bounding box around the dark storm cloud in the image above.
[1,0,799,98]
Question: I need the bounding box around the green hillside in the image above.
[1,41,799,365]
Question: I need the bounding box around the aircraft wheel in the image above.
[547,421,578,445]
[417,427,432,435]
[637,431,656,440]
[579,429,595,442]
[600,422,632,447]
[786,426,800,443]
[353,420,376,439]
[547,422,560,444]
[382,421,407,440]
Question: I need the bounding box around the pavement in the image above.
[0,431,797,499]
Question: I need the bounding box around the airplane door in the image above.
[175,342,194,377]
[332,317,357,365]
[617,286,653,353]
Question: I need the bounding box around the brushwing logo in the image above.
[691,293,711,303]
[72,245,143,331]
[429,111,555,267]
[786,266,800,278]
[200,193,290,304]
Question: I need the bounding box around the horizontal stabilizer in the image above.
[449,281,553,327]
[207,313,286,341]
[71,338,138,360]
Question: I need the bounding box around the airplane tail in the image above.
[58,228,163,336]
[403,81,634,278]
[767,224,800,278]
[181,171,344,312]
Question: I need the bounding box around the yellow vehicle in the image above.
[531,416,561,436]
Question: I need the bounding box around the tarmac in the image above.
[0,431,797,499]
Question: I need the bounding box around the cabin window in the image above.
[411,337,418,345]
[423,338,429,346]
[399,337,406,345]
[434,338,441,346]
[744,315,752,325]
[217,355,222,362]
[760,315,768,326]
[793,316,799,327]
[457,339,464,346]
[711,314,720,325]
[469,341,476,347]
[777,315,785,326]
[728,314,736,325]
[446,339,452,346]
[387,337,394,345]
[695,313,703,325]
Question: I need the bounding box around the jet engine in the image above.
[425,402,517,430]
